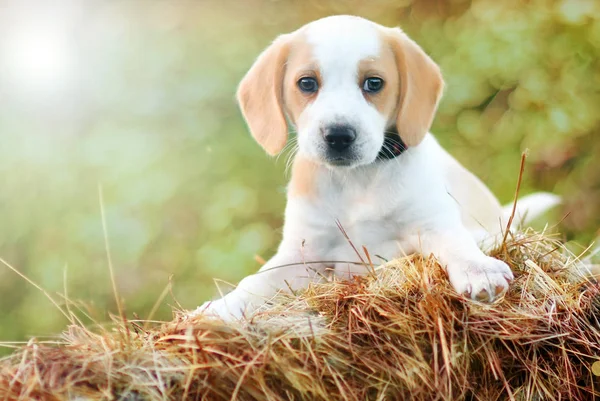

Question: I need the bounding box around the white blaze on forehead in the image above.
[303,16,382,83]
[293,16,389,166]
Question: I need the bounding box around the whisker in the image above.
[380,143,403,172]
[286,151,297,176]
[276,135,298,163]
[284,142,299,177]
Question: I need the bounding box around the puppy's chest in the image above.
[323,178,402,219]
[321,187,405,242]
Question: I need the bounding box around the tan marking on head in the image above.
[288,155,319,198]
[282,36,320,127]
[357,48,399,122]
[380,27,445,146]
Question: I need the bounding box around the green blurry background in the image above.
[0,0,598,350]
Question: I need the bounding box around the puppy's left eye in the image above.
[363,77,384,93]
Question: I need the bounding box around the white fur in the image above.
[193,16,560,320]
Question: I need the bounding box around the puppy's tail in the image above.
[502,192,562,228]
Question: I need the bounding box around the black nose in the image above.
[324,125,357,151]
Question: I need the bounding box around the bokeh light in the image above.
[0,0,82,109]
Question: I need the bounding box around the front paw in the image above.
[191,297,246,321]
[446,256,513,302]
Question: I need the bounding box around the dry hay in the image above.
[1,230,600,401]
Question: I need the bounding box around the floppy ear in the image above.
[387,28,444,147]
[236,34,291,156]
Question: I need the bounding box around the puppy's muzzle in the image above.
[323,124,356,152]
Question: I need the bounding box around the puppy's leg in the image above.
[414,227,514,301]
[193,248,328,320]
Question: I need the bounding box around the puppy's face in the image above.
[283,20,398,167]
[237,16,444,168]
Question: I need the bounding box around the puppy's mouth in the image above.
[323,146,362,167]
[325,156,356,167]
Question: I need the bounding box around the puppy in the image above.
[194,15,560,320]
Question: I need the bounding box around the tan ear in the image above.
[236,34,291,156]
[387,28,444,147]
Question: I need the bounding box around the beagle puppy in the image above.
[195,15,560,320]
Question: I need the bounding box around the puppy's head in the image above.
[237,15,444,168]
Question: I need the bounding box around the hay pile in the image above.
[1,230,600,401]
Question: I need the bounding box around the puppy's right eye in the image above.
[297,77,319,93]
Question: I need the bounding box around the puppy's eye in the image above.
[363,77,384,93]
[297,77,319,93]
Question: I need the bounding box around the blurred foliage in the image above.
[0,0,598,350]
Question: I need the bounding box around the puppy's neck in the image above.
[288,152,407,199]
[288,156,321,198]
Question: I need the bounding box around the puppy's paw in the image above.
[191,297,245,321]
[447,256,513,302]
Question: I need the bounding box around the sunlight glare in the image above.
[0,5,77,100]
